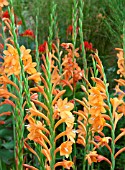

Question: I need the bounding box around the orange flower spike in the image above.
[94,53,103,70]
[60,141,73,158]
[3,44,20,76]
[94,136,112,153]
[54,160,74,169]
[51,66,60,84]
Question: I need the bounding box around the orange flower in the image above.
[110,98,123,118]
[55,98,74,113]
[3,44,20,76]
[55,160,74,169]
[60,111,75,128]
[89,115,106,132]
[28,72,41,83]
[115,48,125,77]
[0,0,9,8]
[86,151,98,165]
[65,127,76,143]
[60,141,73,158]
[117,102,125,116]
[89,87,103,106]
[20,45,38,75]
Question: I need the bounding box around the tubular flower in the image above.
[20,45,37,75]
[65,127,76,143]
[89,115,106,133]
[56,98,74,113]
[3,44,20,76]
[60,111,75,128]
[55,160,74,169]
[115,48,125,77]
[61,46,83,86]
[0,0,9,7]
[86,151,98,165]
[3,44,40,81]
[60,141,73,158]
[117,102,125,116]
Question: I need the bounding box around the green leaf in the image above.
[75,91,84,100]
[0,149,14,165]
[1,141,14,149]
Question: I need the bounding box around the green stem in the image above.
[46,2,57,169]
[103,68,115,170]
[83,115,91,170]
[79,0,87,80]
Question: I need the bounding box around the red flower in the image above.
[38,41,47,54]
[80,41,94,52]
[2,10,10,19]
[20,29,35,39]
[17,20,22,26]
[84,41,93,51]
[66,25,79,37]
